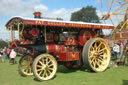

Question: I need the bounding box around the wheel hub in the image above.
[42,65,49,70]
[93,52,100,58]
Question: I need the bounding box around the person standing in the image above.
[113,43,120,67]
[0,49,4,62]
[6,48,11,59]
[3,47,8,59]
[9,49,17,64]
[124,42,128,64]
[120,42,124,62]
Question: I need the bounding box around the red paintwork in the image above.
[6,17,114,30]
[65,37,78,45]
[79,30,94,46]
[31,28,38,36]
[46,44,80,61]
[46,44,67,61]
[67,52,79,61]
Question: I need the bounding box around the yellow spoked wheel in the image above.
[82,38,111,72]
[32,54,57,81]
[19,54,33,76]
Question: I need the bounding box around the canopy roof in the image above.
[5,16,114,30]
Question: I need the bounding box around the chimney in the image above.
[33,12,42,18]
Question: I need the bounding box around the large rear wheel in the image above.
[19,54,33,76]
[32,54,57,81]
[82,38,111,72]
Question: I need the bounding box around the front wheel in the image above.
[82,38,111,72]
[32,54,57,81]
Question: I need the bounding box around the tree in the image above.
[0,39,8,48]
[70,6,100,23]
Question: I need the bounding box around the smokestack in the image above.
[33,12,42,18]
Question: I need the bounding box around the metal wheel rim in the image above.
[20,55,33,76]
[34,54,57,80]
[88,39,110,72]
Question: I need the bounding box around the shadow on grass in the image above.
[57,65,91,73]
[33,75,57,82]
[122,80,128,85]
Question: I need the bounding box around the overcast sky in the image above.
[0,0,125,40]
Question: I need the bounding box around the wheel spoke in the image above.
[99,56,104,61]
[93,60,96,68]
[37,68,43,72]
[22,61,28,65]
[42,70,46,77]
[26,68,29,73]
[47,69,52,74]
[48,64,54,67]
[98,48,106,52]
[95,59,100,67]
[39,61,44,66]
[90,57,95,63]
[99,51,104,55]
[48,67,54,71]
[91,46,95,51]
[39,70,43,76]
[47,60,51,65]
[36,65,42,68]
[46,57,50,65]
[21,64,27,66]
[97,42,103,50]
[94,42,97,50]
[45,71,48,77]
[89,51,94,57]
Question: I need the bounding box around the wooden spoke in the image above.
[47,70,52,74]
[36,65,42,68]
[97,42,103,50]
[95,60,100,67]
[94,42,97,50]
[39,70,43,76]
[37,68,43,72]
[89,51,94,57]
[48,64,54,68]
[42,70,46,77]
[98,48,106,52]
[38,61,44,66]
[90,57,95,63]
[99,51,104,55]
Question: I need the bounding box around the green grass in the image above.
[0,57,128,85]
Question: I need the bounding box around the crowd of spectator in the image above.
[0,47,17,64]
[111,40,128,67]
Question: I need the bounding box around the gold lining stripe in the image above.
[56,45,59,54]
[46,45,49,53]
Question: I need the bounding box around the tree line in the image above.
[0,39,8,48]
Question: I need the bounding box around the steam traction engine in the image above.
[5,14,114,81]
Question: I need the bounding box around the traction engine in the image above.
[5,13,114,81]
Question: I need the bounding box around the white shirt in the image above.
[9,50,17,58]
[113,45,120,53]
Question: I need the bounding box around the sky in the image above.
[0,0,126,40]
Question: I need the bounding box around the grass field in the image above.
[0,56,128,85]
